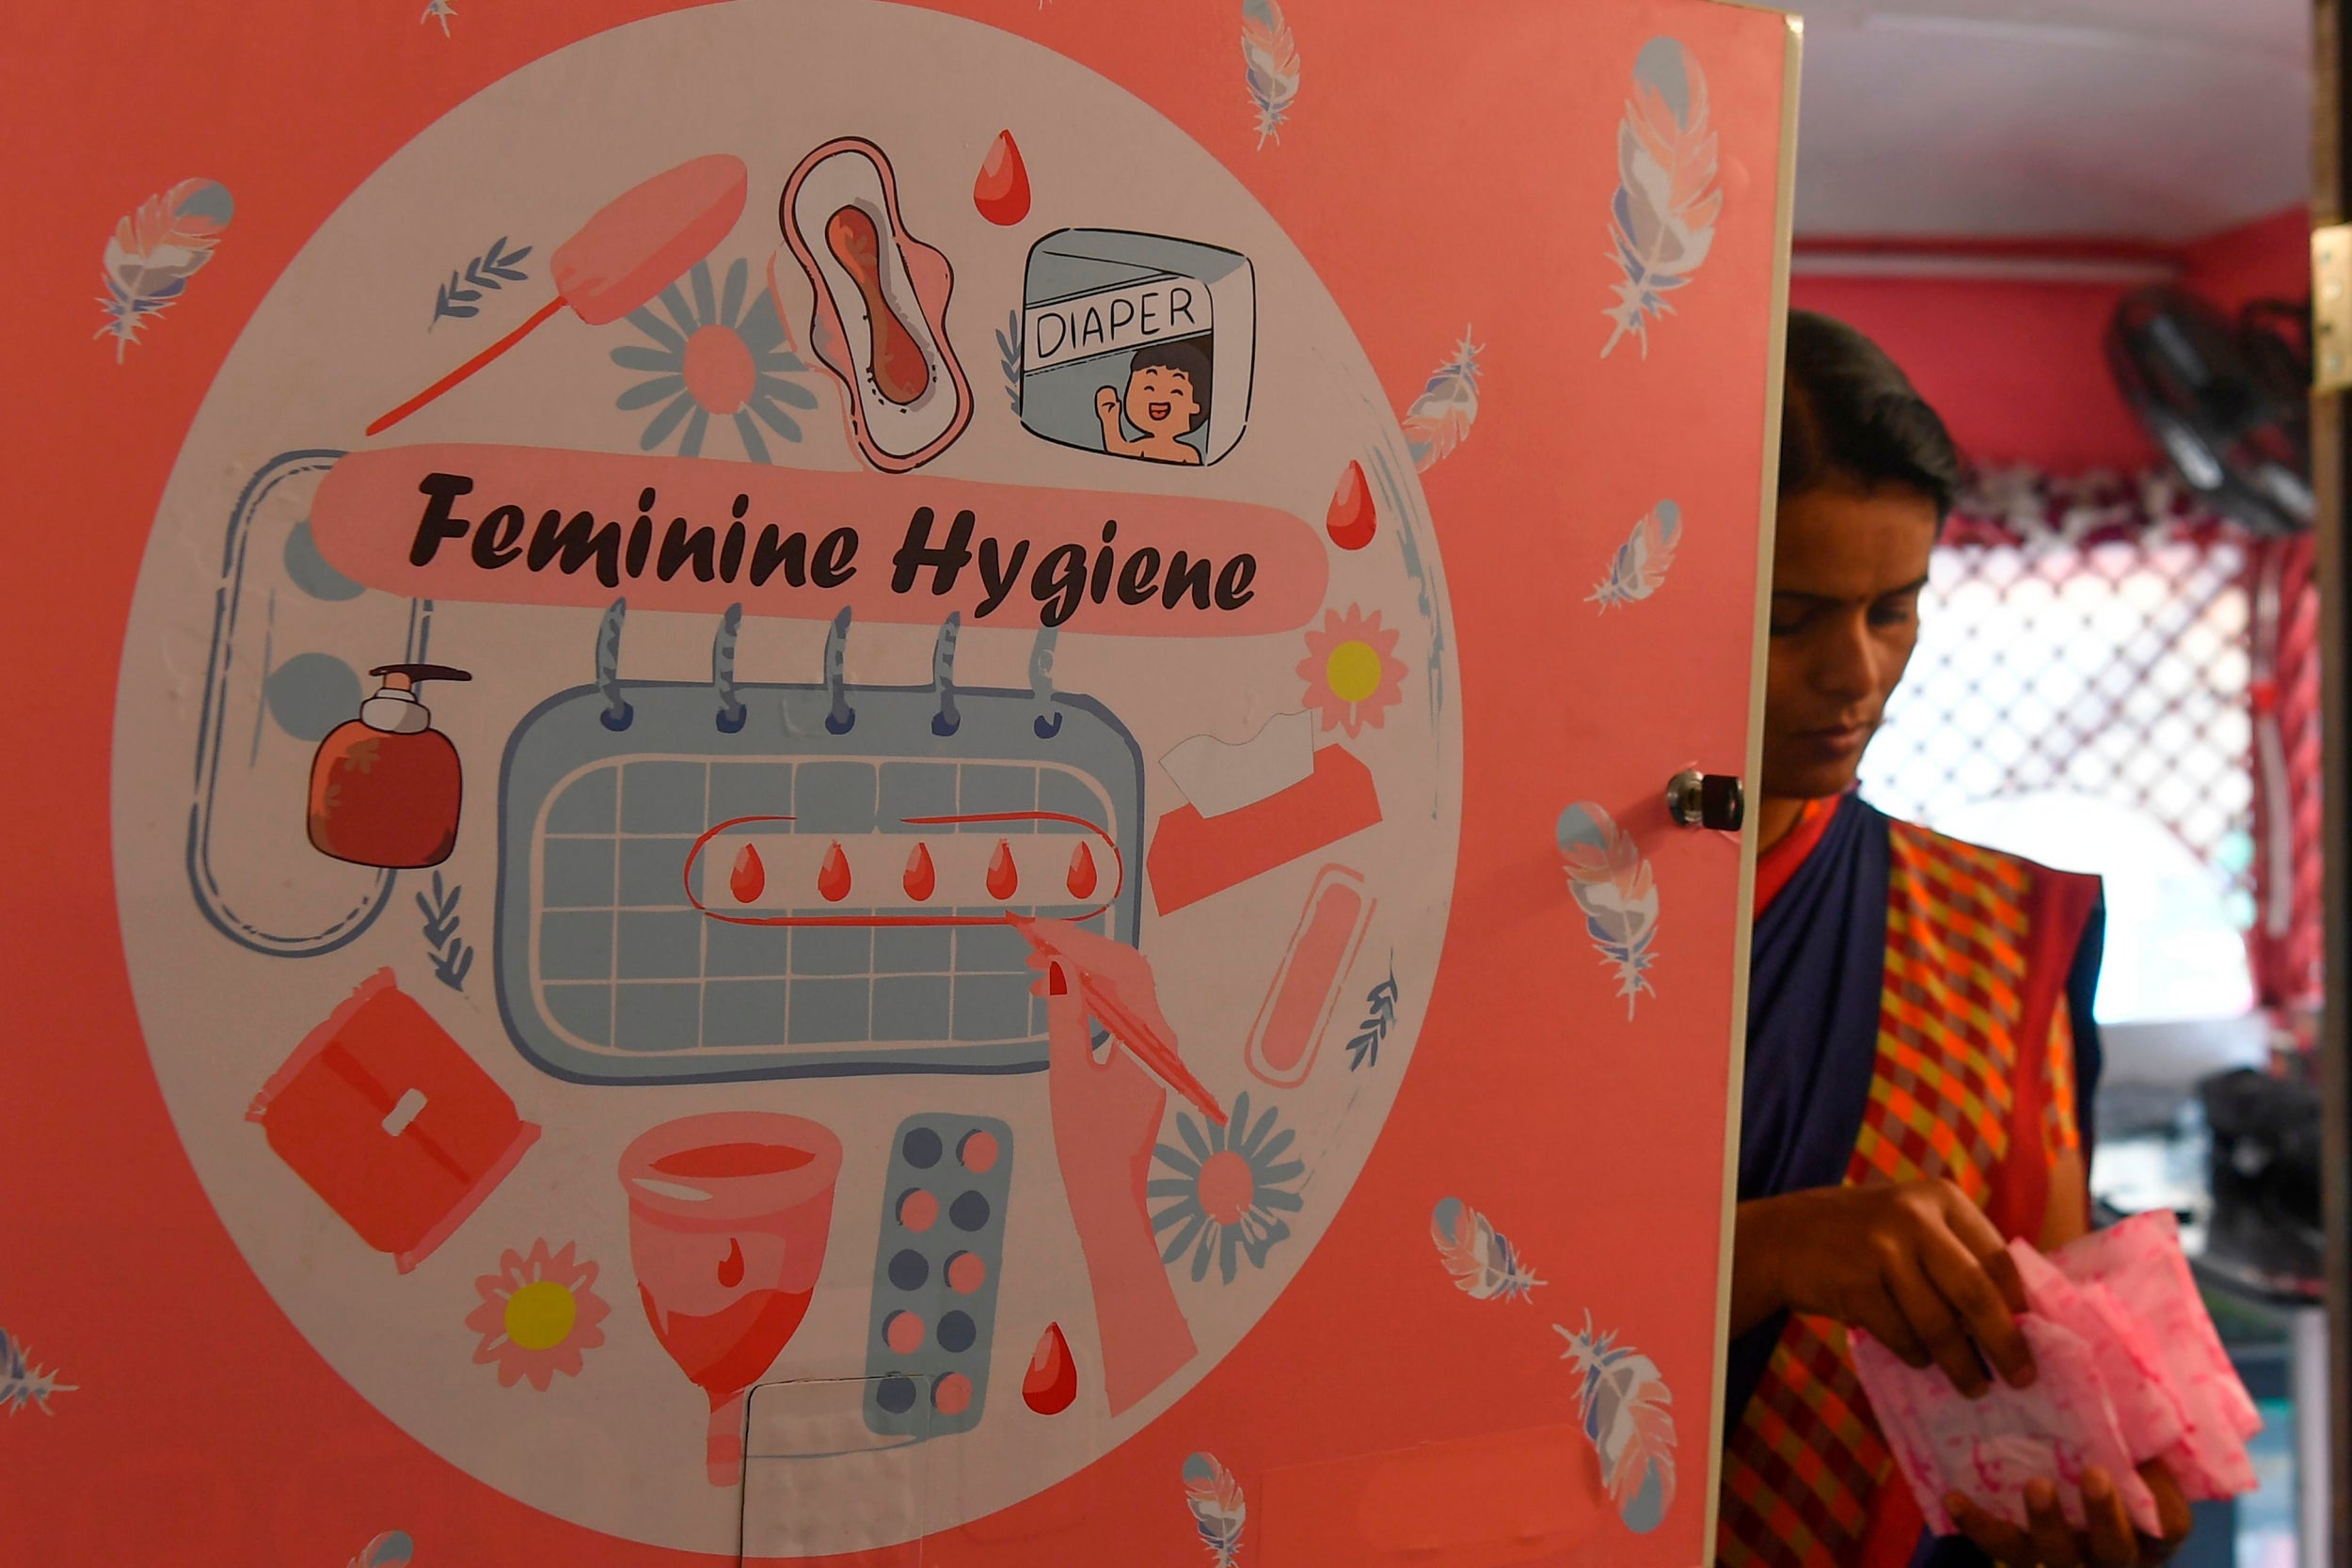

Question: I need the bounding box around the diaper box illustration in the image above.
[1018,229,1255,466]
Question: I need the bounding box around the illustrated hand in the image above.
[1733,1179,2035,1397]
[1948,1462,2192,1565]
[1025,919,1196,1413]
[1029,919,1174,1222]
[1094,385,1124,430]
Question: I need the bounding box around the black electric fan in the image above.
[2106,286,2313,536]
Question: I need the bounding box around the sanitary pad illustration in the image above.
[1019,229,1254,466]
[774,138,972,472]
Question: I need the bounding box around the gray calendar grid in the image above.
[530,755,1118,1059]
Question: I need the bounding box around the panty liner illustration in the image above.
[774,138,972,472]
[1244,863,1373,1088]
[248,968,539,1271]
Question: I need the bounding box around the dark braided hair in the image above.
[1780,311,1962,523]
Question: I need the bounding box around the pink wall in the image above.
[1788,207,2307,474]
[1788,272,2156,472]
[2183,207,2310,311]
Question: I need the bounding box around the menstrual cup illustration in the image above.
[308,664,471,868]
[621,1113,841,1485]
[369,154,749,435]
[773,137,973,472]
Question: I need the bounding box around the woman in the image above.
[1714,313,2194,1568]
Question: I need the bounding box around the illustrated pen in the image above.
[1008,916,1229,1127]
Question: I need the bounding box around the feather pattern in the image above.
[1588,500,1684,610]
[1556,1312,1678,1534]
[1601,40,1721,358]
[1183,1451,1247,1566]
[1241,0,1301,148]
[351,1531,415,1568]
[1400,329,1483,472]
[1431,1196,1544,1302]
[97,179,234,362]
[0,1326,76,1415]
[1555,802,1660,1016]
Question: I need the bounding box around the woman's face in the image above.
[1761,481,1939,801]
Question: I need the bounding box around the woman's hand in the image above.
[1732,1179,2035,1397]
[1948,1462,2193,1565]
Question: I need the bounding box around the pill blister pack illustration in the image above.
[495,681,1144,1084]
[862,1112,1014,1439]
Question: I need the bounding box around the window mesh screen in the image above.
[1858,536,2255,926]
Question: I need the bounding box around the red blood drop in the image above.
[1066,840,1098,899]
[973,130,1032,227]
[1023,1323,1078,1416]
[717,1237,744,1289]
[987,839,1020,900]
[729,843,766,903]
[903,841,937,901]
[1326,460,1377,550]
[818,841,853,903]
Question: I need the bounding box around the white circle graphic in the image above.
[112,1,1460,1552]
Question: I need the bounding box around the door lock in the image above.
[1666,769,1744,832]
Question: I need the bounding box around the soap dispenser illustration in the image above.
[308,663,473,869]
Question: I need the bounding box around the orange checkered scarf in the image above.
[1717,819,2096,1568]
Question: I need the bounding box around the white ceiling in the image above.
[1792,0,2312,241]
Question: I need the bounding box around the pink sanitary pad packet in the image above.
[2009,1239,2188,1462]
[2053,1211,2262,1498]
[1852,1315,2162,1538]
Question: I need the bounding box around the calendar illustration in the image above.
[499,666,1144,1084]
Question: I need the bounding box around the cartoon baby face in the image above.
[1124,365,1200,436]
